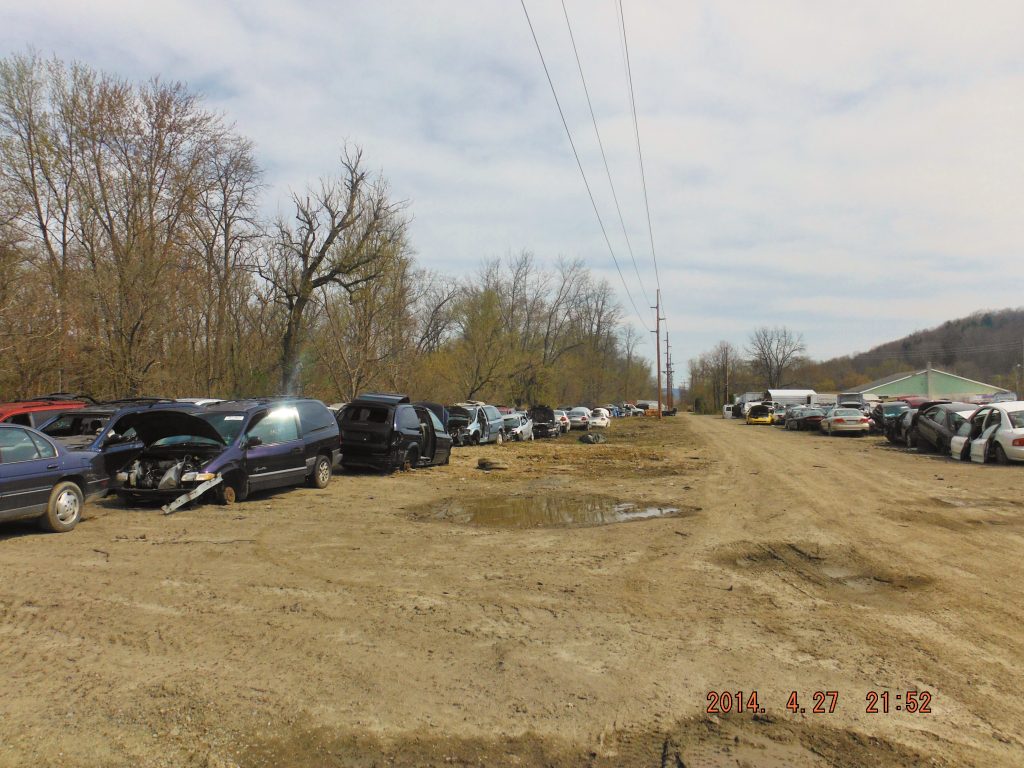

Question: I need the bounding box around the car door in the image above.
[970,409,999,464]
[427,411,452,464]
[917,406,942,447]
[242,407,306,491]
[0,427,57,519]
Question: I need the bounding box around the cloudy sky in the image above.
[4,1,1023,371]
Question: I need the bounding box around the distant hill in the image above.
[799,309,1024,392]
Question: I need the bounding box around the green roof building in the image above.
[853,366,1010,401]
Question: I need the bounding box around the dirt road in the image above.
[1,415,1021,767]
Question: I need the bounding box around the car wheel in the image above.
[470,433,480,446]
[310,454,332,489]
[495,431,504,446]
[529,432,534,441]
[218,483,237,505]
[994,443,1010,465]
[38,481,83,533]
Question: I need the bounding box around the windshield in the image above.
[151,434,223,447]
[883,403,909,415]
[200,412,248,443]
[503,416,519,428]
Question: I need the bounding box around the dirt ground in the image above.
[1,414,1022,767]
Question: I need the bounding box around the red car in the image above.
[0,395,89,429]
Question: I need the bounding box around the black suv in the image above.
[338,394,452,472]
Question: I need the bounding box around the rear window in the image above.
[1009,411,1024,429]
[344,405,390,425]
[296,400,336,434]
[835,409,861,417]
[397,406,421,430]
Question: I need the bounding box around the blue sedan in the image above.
[0,424,107,533]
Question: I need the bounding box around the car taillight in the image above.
[1013,438,1024,447]
[860,418,869,423]
[835,418,845,424]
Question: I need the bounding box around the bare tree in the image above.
[258,146,407,393]
[746,326,806,388]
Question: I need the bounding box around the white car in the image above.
[554,410,571,433]
[949,401,1024,464]
[819,407,870,436]
[589,408,611,428]
[568,407,592,430]
[502,413,534,441]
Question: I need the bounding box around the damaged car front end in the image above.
[112,410,234,511]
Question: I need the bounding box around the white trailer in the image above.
[763,389,816,407]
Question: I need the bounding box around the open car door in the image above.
[970,423,1000,464]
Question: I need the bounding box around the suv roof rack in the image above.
[355,393,410,405]
[10,392,97,405]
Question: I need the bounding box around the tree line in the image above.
[687,312,1024,413]
[0,52,653,406]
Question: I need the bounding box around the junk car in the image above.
[909,402,977,454]
[530,406,561,438]
[447,403,504,446]
[949,401,1024,464]
[0,394,91,429]
[0,423,107,533]
[112,398,339,509]
[338,394,453,472]
[502,413,534,441]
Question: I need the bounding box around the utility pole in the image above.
[665,332,674,410]
[652,289,663,420]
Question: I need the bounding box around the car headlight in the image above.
[181,472,217,483]
[115,471,129,482]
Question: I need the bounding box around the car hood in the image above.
[113,409,226,447]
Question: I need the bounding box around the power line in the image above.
[519,0,652,333]
[560,0,651,308]
[617,0,662,295]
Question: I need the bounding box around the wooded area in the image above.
[0,52,654,406]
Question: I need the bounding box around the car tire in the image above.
[218,483,237,505]
[470,433,480,446]
[994,443,1010,465]
[309,454,332,489]
[495,432,504,446]
[38,481,83,533]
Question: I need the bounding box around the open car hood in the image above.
[113,409,226,447]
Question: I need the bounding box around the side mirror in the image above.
[244,435,263,449]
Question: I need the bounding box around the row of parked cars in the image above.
[0,393,635,534]
[742,394,1024,465]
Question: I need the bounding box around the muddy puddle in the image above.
[414,495,691,529]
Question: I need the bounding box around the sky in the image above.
[3,1,1023,374]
